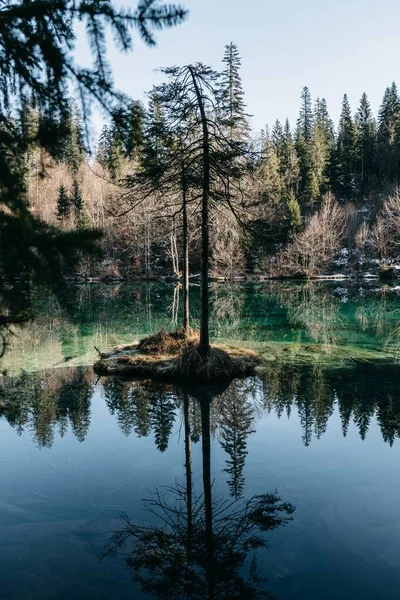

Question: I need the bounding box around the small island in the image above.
[94,329,260,381]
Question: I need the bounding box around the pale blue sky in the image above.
[77,0,400,135]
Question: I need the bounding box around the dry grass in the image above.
[93,330,260,381]
[137,329,199,355]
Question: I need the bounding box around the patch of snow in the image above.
[314,274,347,280]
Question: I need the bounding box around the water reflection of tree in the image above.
[57,368,92,442]
[269,282,343,348]
[218,381,256,499]
[102,359,400,453]
[211,284,246,340]
[104,379,176,452]
[259,361,400,446]
[103,384,294,600]
[0,367,93,447]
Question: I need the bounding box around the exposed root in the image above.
[176,346,239,380]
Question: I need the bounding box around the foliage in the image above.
[278,194,346,277]
[0,0,187,341]
[56,184,71,220]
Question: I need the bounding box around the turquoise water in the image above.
[1,282,400,599]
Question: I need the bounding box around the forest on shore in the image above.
[20,43,400,281]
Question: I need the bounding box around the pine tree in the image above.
[258,128,283,206]
[355,92,377,196]
[125,82,198,332]
[103,378,136,436]
[97,124,125,181]
[377,83,400,184]
[71,180,84,216]
[220,386,254,499]
[131,385,151,438]
[58,98,86,173]
[297,86,314,142]
[112,100,146,161]
[140,92,171,178]
[286,189,302,233]
[313,98,334,195]
[272,119,284,159]
[281,119,300,193]
[147,63,249,357]
[218,42,250,142]
[334,93,357,199]
[296,87,320,208]
[58,368,92,443]
[71,179,89,235]
[19,99,40,167]
[149,391,176,453]
[57,184,71,221]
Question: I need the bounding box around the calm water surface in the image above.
[1,282,400,600]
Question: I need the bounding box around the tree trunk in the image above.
[182,164,190,335]
[200,394,214,599]
[189,66,210,357]
[183,393,193,559]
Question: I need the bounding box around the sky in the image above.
[76,0,400,136]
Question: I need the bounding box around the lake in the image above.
[1,281,400,599]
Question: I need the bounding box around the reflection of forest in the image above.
[0,367,93,447]
[4,282,400,374]
[102,386,294,600]
[1,361,400,453]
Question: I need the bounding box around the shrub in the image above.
[277,194,346,277]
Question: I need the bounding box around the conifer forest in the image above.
[15,44,400,286]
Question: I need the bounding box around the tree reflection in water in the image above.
[2,360,400,449]
[0,367,93,447]
[102,381,294,600]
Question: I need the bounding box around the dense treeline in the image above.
[2,363,400,455]
[18,44,400,280]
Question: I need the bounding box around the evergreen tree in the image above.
[258,128,283,206]
[281,119,300,193]
[218,42,250,141]
[313,98,334,195]
[19,99,40,167]
[296,87,319,208]
[97,124,125,181]
[355,92,377,196]
[334,94,357,199]
[72,180,84,216]
[140,92,171,179]
[58,98,86,172]
[149,391,176,453]
[57,184,71,221]
[285,189,302,233]
[377,83,400,184]
[58,368,92,442]
[113,100,146,160]
[220,385,255,499]
[297,86,314,142]
[124,82,198,332]
[103,378,136,436]
[131,385,151,438]
[271,119,284,160]
[150,63,249,357]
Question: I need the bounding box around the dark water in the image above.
[1,282,400,599]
